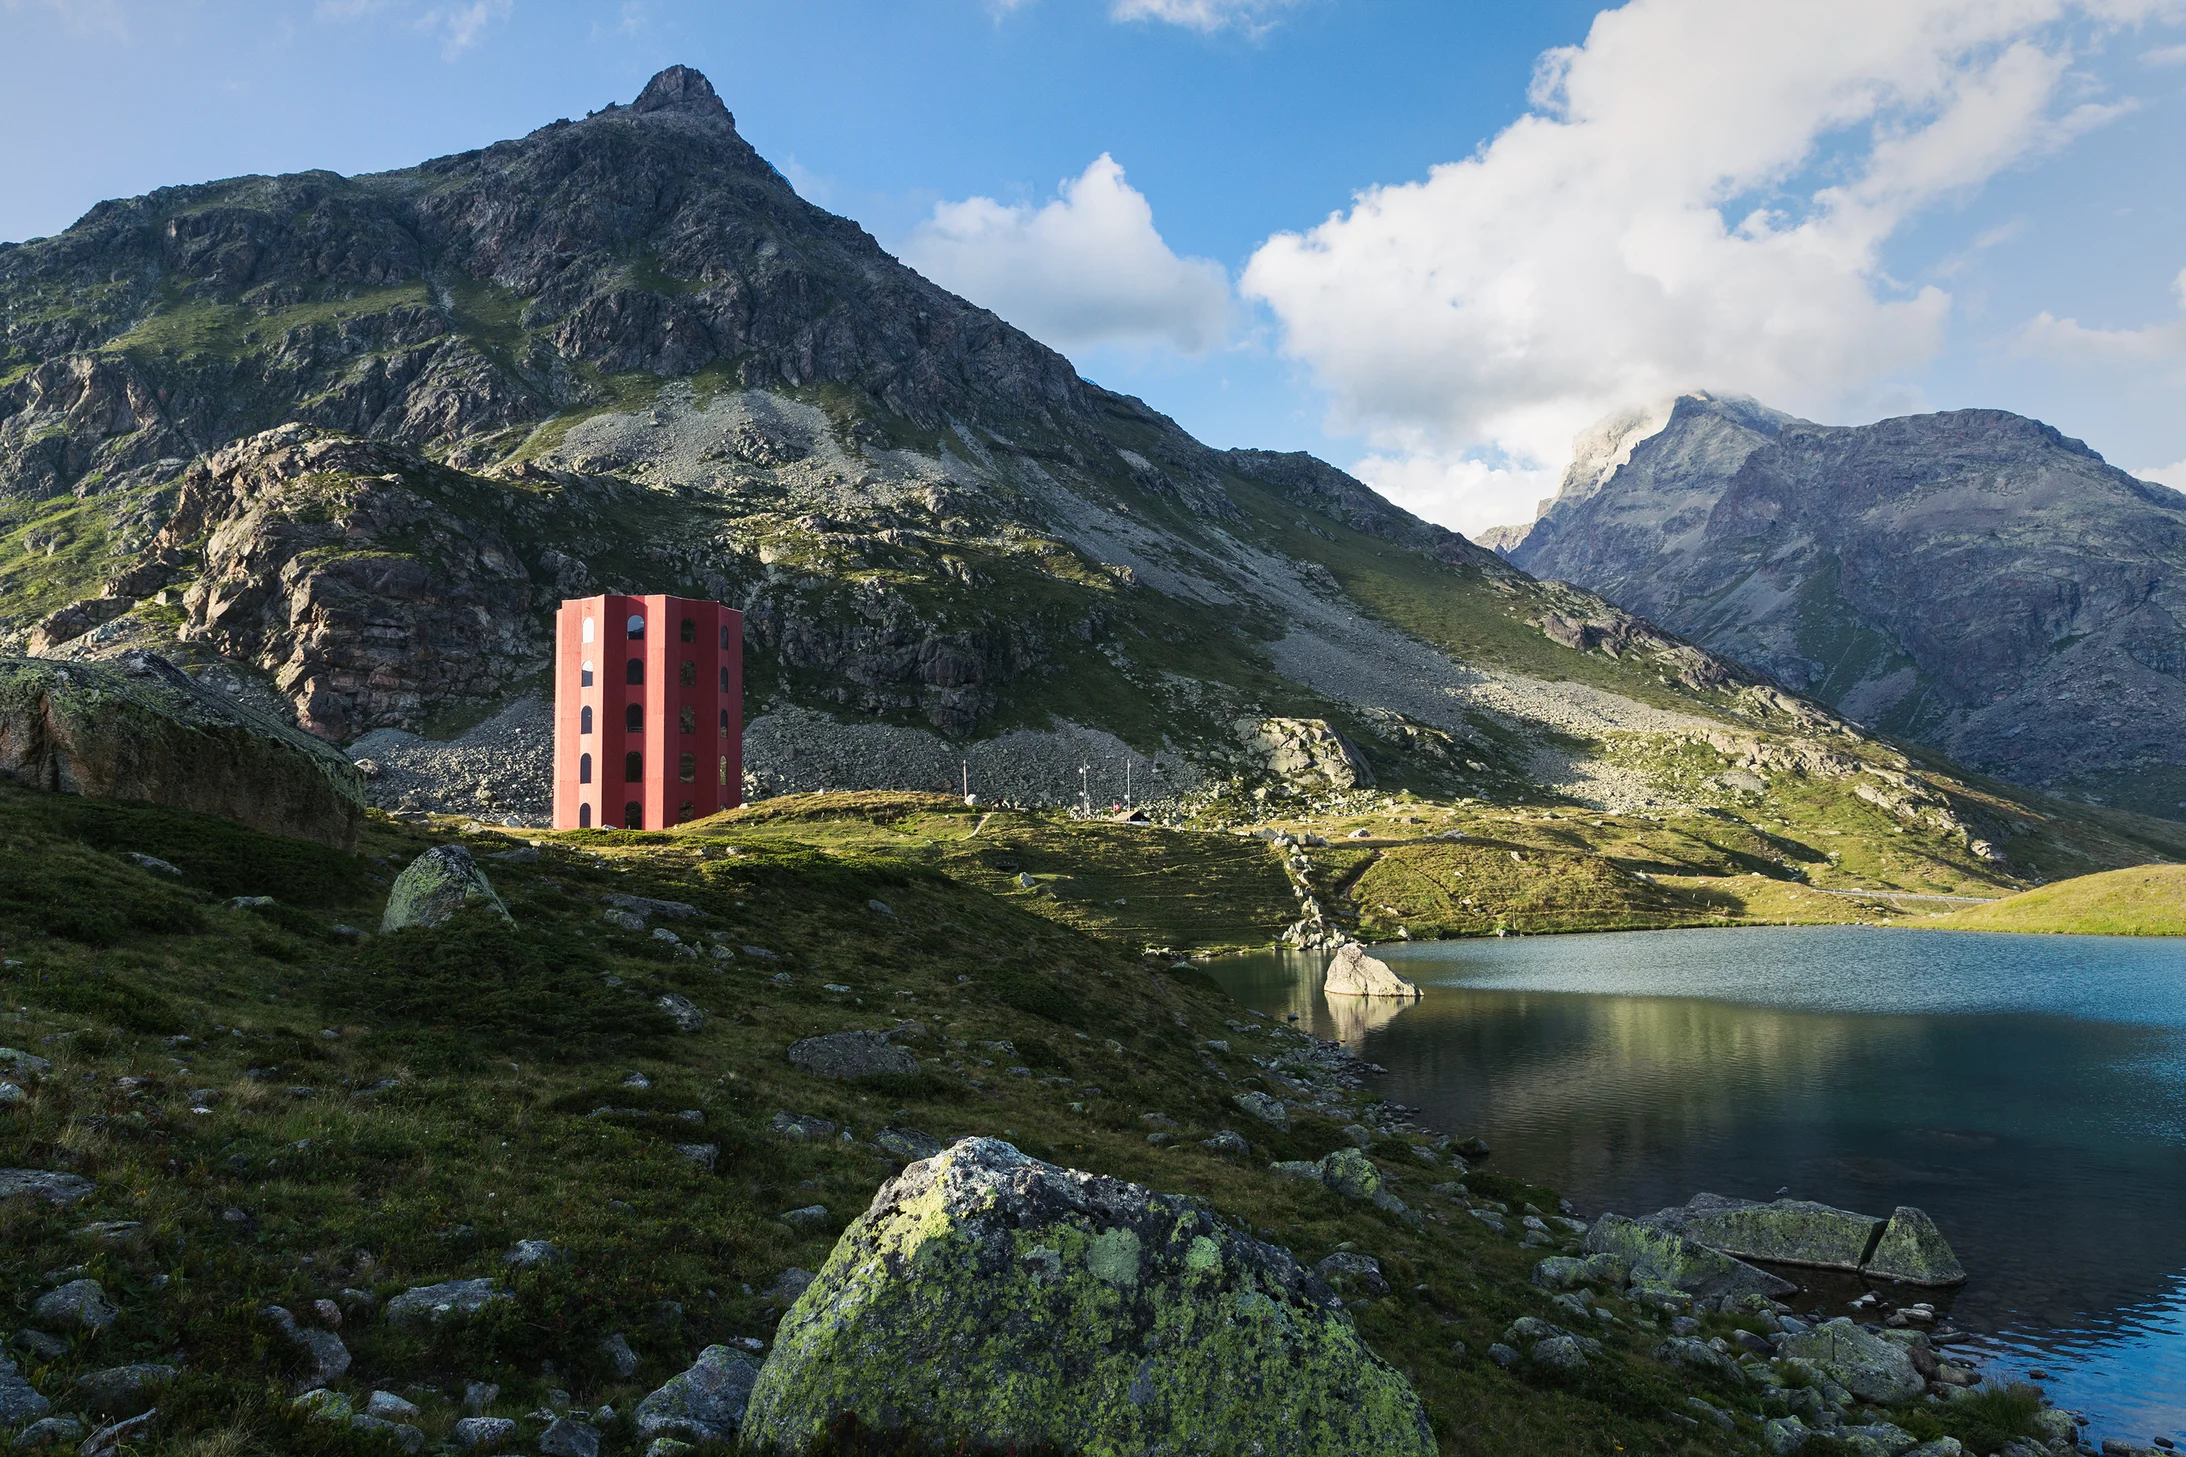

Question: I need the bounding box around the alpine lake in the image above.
[1203,926,2186,1451]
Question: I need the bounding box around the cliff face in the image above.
[1501,394,2186,810]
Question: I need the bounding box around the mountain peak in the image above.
[630,64,732,125]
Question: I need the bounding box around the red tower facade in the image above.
[552,595,743,831]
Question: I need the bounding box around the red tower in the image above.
[552,595,743,831]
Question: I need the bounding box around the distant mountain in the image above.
[1493,393,2186,813]
[8,65,2175,896]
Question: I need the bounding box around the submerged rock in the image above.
[1864,1207,1968,1286]
[380,846,512,932]
[740,1137,1435,1456]
[1777,1318,1925,1405]
[1322,943,1422,1000]
[1584,1214,1795,1302]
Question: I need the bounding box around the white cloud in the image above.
[902,154,1233,354]
[2141,458,2186,488]
[419,0,509,56]
[1238,0,2156,533]
[2142,41,2186,64]
[2017,266,2186,360]
[1110,0,1308,32]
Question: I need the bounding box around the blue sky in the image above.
[5,0,2183,531]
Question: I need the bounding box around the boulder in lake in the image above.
[381,846,512,932]
[1777,1317,1925,1405]
[1584,1214,1795,1302]
[740,1137,1435,1456]
[1647,1194,1884,1272]
[786,1030,916,1081]
[0,652,365,849]
[1322,943,1422,1000]
[1864,1207,1967,1286]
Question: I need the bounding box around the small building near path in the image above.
[552,594,742,830]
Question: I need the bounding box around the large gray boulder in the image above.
[1322,943,1422,1000]
[0,1348,51,1427]
[72,1365,174,1418]
[1864,1207,1967,1286]
[0,653,365,850]
[786,1030,916,1081]
[1778,1318,1925,1405]
[0,1169,92,1205]
[740,1138,1435,1456]
[1584,1214,1795,1302]
[635,1346,763,1445]
[380,846,511,933]
[1647,1194,1883,1272]
[382,1278,511,1325]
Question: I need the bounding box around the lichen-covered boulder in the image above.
[1322,943,1421,1000]
[1777,1318,1925,1405]
[1864,1207,1966,1286]
[1584,1214,1795,1302]
[1648,1194,1884,1272]
[0,1347,51,1427]
[0,1169,91,1205]
[0,652,365,850]
[382,1277,512,1325]
[380,846,511,932]
[740,1138,1435,1456]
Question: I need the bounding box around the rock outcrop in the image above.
[1583,1214,1796,1302]
[0,652,364,848]
[1322,943,1422,999]
[1641,1194,1965,1286]
[740,1138,1436,1456]
[1497,392,2186,811]
[1776,1318,1926,1405]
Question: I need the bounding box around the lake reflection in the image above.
[1204,927,2186,1447]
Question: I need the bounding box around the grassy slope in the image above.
[1928,863,2186,936]
[0,785,2054,1457]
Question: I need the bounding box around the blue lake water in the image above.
[1203,926,2186,1449]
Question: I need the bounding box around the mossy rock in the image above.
[1864,1206,1966,1286]
[1583,1213,1796,1303]
[1652,1193,1884,1272]
[0,652,363,850]
[380,845,512,932]
[741,1138,1436,1457]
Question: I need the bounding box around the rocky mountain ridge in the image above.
[2,67,2178,895]
[1494,393,2186,816]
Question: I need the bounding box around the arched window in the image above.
[679,660,696,688]
[720,624,731,649]
[625,751,643,782]
[626,657,644,685]
[626,614,645,639]
[579,752,592,785]
[680,617,696,643]
[719,666,730,692]
[582,617,595,644]
[719,755,729,787]
[679,752,696,782]
[623,801,643,830]
[679,705,696,735]
[581,660,593,687]
[678,799,695,823]
[579,802,592,828]
[580,705,593,734]
[719,709,729,738]
[625,703,643,732]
